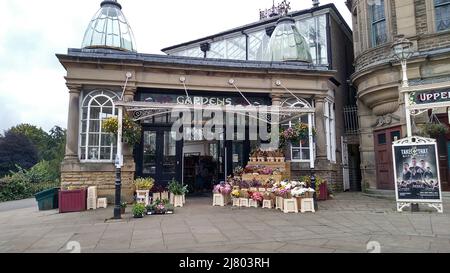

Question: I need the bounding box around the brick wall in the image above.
[61,170,135,203]
[414,0,427,35]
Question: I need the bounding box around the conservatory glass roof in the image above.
[266,16,312,63]
[81,0,136,52]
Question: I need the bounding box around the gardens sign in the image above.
[392,137,443,213]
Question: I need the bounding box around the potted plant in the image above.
[120,202,127,214]
[421,123,450,138]
[231,189,240,207]
[274,149,285,162]
[102,115,142,146]
[250,149,258,162]
[132,203,146,218]
[134,177,154,206]
[168,179,188,208]
[300,175,327,201]
[266,151,275,162]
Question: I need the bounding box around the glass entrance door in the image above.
[139,127,182,187]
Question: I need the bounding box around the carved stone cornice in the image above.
[66,83,82,94]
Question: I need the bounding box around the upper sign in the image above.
[411,88,450,105]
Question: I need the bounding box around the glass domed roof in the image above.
[82,0,137,52]
[266,17,312,63]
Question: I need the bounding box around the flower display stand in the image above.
[262,200,273,209]
[276,197,284,210]
[97,198,108,209]
[213,194,226,207]
[87,186,97,210]
[232,198,240,207]
[153,193,161,202]
[239,198,249,207]
[248,199,258,208]
[258,188,266,192]
[300,198,315,213]
[136,190,150,206]
[161,191,169,201]
[174,195,184,208]
[283,198,299,214]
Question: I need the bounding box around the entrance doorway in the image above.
[374,126,402,190]
[136,126,182,187]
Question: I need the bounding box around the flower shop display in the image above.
[168,179,189,208]
[146,199,175,215]
[249,191,263,208]
[212,182,232,206]
[300,175,328,201]
[283,198,299,214]
[300,198,316,214]
[132,203,146,218]
[134,177,155,206]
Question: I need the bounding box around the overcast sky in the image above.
[0,0,351,133]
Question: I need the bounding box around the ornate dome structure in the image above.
[81,0,137,52]
[266,16,312,63]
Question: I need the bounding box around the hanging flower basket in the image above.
[279,123,316,148]
[421,123,450,138]
[102,115,142,145]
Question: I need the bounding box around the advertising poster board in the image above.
[392,139,443,207]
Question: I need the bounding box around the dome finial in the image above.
[81,0,137,52]
[265,15,312,63]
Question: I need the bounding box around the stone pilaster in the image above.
[314,96,328,162]
[64,84,82,162]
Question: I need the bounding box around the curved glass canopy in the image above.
[82,0,137,52]
[266,17,312,63]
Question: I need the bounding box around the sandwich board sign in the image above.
[392,136,443,213]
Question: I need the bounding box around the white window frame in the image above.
[324,99,336,163]
[79,90,119,163]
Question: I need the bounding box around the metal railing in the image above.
[344,105,359,135]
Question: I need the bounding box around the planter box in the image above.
[239,198,249,207]
[275,196,284,210]
[232,198,240,207]
[283,198,299,214]
[174,195,184,208]
[59,189,87,213]
[300,198,315,213]
[262,200,273,209]
[248,199,258,208]
[213,194,226,207]
[136,190,150,206]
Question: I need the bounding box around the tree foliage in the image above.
[0,131,39,177]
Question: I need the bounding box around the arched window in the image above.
[80,90,119,161]
[281,98,315,162]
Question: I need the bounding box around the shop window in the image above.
[80,90,119,162]
[369,0,387,47]
[283,116,313,162]
[435,0,450,31]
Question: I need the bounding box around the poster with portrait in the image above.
[392,142,442,203]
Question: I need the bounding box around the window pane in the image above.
[88,147,100,160]
[101,133,113,146]
[373,21,387,46]
[378,133,386,145]
[100,147,112,160]
[227,36,246,60]
[80,147,86,160]
[371,0,385,22]
[207,40,226,58]
[90,107,101,120]
[89,120,100,132]
[143,131,156,175]
[88,133,100,146]
[248,30,269,61]
[435,2,450,31]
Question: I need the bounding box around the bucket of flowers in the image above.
[231,189,241,207]
[250,191,263,208]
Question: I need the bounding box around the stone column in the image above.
[64,84,82,161]
[271,93,283,107]
[314,96,328,161]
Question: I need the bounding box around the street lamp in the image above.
[392,35,414,137]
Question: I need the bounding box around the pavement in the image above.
[0,193,450,253]
[0,198,36,212]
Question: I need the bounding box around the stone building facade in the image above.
[346,0,450,193]
[58,1,355,202]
